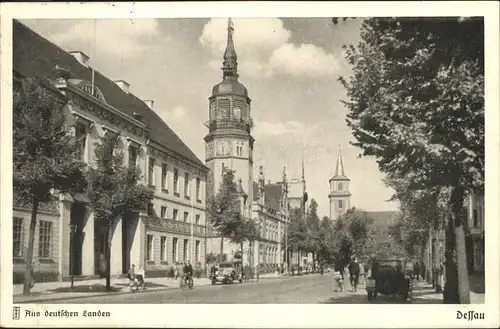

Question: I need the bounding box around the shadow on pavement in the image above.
[469,273,485,293]
[49,281,169,293]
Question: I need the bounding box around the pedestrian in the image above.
[255,263,260,282]
[127,264,136,290]
[421,262,426,282]
[414,261,421,281]
[174,262,180,280]
[136,266,146,290]
[359,261,365,285]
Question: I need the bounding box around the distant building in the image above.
[465,190,485,273]
[328,146,351,220]
[12,20,208,283]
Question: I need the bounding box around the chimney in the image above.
[69,51,90,67]
[144,100,154,110]
[114,80,130,94]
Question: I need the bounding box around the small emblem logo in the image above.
[13,306,21,320]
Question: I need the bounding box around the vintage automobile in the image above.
[209,262,240,285]
[365,259,411,301]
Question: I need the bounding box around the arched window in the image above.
[338,200,343,209]
[233,107,241,121]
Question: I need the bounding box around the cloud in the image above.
[199,18,339,79]
[253,120,316,136]
[267,43,340,78]
[164,106,188,121]
[27,19,161,59]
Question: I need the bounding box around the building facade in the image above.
[328,146,351,220]
[466,190,485,273]
[12,20,208,283]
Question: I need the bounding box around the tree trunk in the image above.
[23,197,39,295]
[219,236,224,257]
[443,186,470,304]
[105,221,114,291]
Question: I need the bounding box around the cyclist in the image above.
[183,260,194,287]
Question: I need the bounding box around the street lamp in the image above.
[69,223,78,289]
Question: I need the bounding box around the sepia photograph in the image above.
[1,1,499,328]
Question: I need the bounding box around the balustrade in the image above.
[144,215,206,237]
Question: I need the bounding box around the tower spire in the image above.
[222,18,238,80]
[335,144,345,176]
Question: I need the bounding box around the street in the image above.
[42,273,442,304]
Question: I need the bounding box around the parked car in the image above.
[209,262,239,285]
[366,258,411,301]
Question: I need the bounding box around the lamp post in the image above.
[69,223,77,289]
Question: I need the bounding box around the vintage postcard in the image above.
[1,1,499,328]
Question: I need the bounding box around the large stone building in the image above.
[328,146,351,220]
[12,20,208,283]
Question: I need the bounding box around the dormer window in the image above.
[69,79,107,103]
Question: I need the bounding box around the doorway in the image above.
[70,202,86,276]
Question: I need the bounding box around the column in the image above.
[110,218,123,275]
[81,210,95,275]
[130,217,145,268]
[58,199,71,281]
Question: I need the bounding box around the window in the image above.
[173,168,179,194]
[338,200,343,209]
[147,203,154,216]
[195,240,200,262]
[195,214,200,225]
[184,212,189,223]
[173,209,178,221]
[38,221,52,258]
[160,236,167,262]
[128,145,138,168]
[196,178,201,200]
[184,172,190,197]
[338,183,343,191]
[161,163,168,190]
[75,123,87,161]
[161,206,167,218]
[183,239,189,261]
[473,209,478,227]
[234,107,241,120]
[172,238,178,262]
[147,235,154,261]
[148,158,155,186]
[13,217,23,257]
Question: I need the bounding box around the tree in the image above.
[13,78,87,295]
[331,208,371,270]
[206,169,243,256]
[86,135,154,290]
[317,216,336,264]
[306,199,322,266]
[339,17,484,303]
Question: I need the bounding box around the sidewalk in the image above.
[411,280,485,304]
[13,272,284,303]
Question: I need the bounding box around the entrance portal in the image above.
[70,202,86,276]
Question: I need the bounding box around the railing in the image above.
[144,216,206,237]
[205,120,251,132]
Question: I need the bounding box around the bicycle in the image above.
[180,274,194,291]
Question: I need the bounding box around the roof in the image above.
[251,181,284,212]
[212,79,248,97]
[365,211,400,232]
[13,20,207,171]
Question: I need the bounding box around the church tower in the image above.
[205,18,254,217]
[329,145,351,220]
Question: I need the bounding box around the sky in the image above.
[21,18,399,218]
